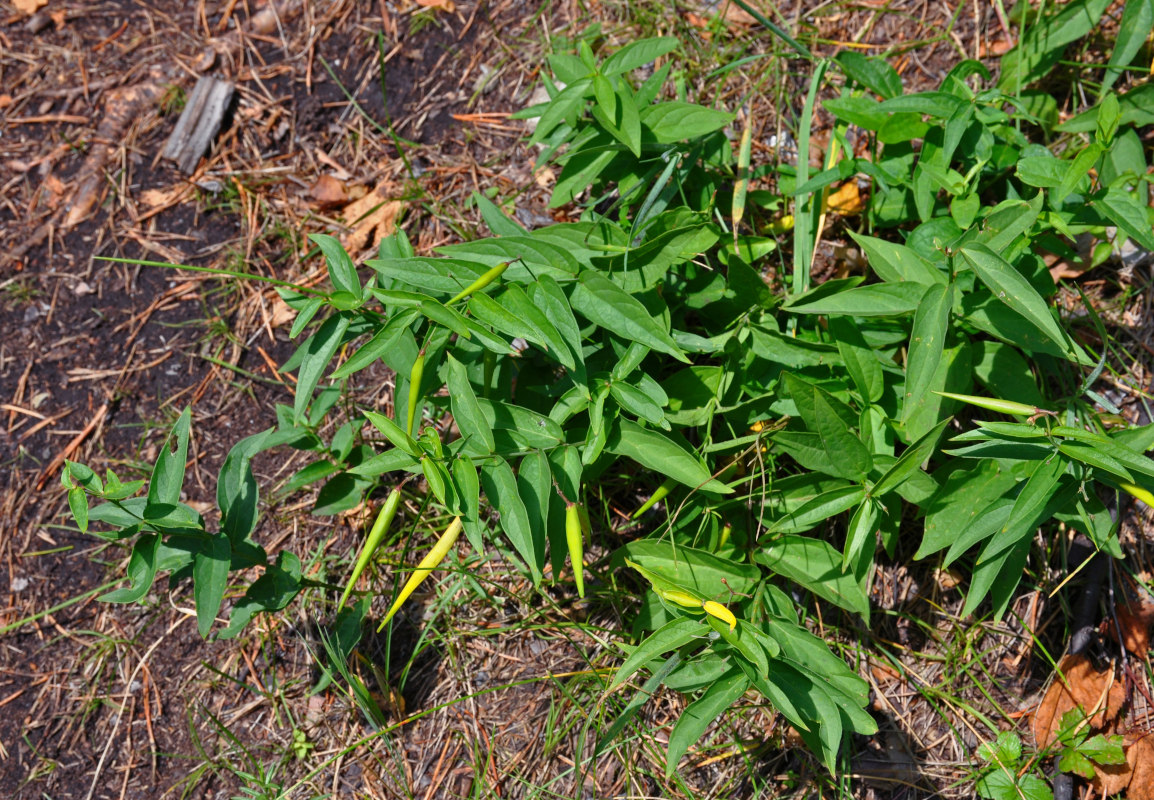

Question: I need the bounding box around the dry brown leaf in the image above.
[14,0,48,15]
[341,185,402,253]
[824,181,865,215]
[415,0,455,10]
[268,295,296,329]
[1091,734,1154,797]
[1128,736,1154,800]
[0,95,12,109]
[1032,654,1126,750]
[1112,599,1154,655]
[309,175,349,210]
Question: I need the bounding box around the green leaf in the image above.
[756,535,870,619]
[764,486,865,534]
[1103,0,1154,92]
[517,451,551,576]
[665,669,750,778]
[611,616,707,690]
[472,190,525,237]
[363,410,421,458]
[480,457,541,583]
[570,271,688,362]
[836,51,902,98]
[476,398,566,449]
[960,244,1081,361]
[193,533,231,637]
[331,309,419,380]
[828,318,884,403]
[444,354,495,453]
[615,540,761,597]
[497,284,574,369]
[453,457,484,552]
[902,282,954,425]
[68,487,89,533]
[784,282,926,316]
[997,0,1112,93]
[607,420,730,493]
[870,417,952,499]
[292,314,351,424]
[641,102,736,143]
[611,381,666,427]
[1058,440,1134,482]
[148,407,192,507]
[981,454,1067,563]
[812,392,872,480]
[527,275,585,372]
[1094,186,1154,251]
[602,37,679,76]
[918,460,1017,558]
[310,233,361,302]
[220,551,303,639]
[101,534,161,603]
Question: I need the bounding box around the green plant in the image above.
[66,10,1154,785]
[973,710,1125,800]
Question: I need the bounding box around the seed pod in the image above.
[565,502,585,598]
[406,350,425,436]
[933,391,1047,418]
[446,260,513,306]
[702,600,737,631]
[657,588,704,608]
[338,488,402,612]
[632,477,675,519]
[1121,482,1154,508]
[379,516,462,630]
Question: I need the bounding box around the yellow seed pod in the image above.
[1121,482,1154,508]
[565,503,585,598]
[379,517,462,630]
[702,600,737,631]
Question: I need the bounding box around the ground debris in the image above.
[161,75,236,174]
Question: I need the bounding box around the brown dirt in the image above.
[0,0,1124,798]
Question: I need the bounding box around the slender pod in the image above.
[632,477,675,519]
[702,600,737,631]
[378,516,462,630]
[338,488,402,612]
[565,502,585,597]
[406,349,425,437]
[446,260,514,306]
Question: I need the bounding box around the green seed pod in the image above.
[406,350,425,436]
[566,502,585,598]
[379,516,462,630]
[933,391,1046,417]
[632,477,675,519]
[657,588,704,609]
[446,260,513,306]
[338,488,402,612]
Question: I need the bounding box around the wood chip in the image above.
[162,76,236,174]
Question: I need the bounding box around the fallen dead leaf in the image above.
[824,181,865,215]
[1032,654,1126,750]
[309,174,349,210]
[1111,598,1154,656]
[341,185,402,254]
[1091,734,1154,798]
[14,0,48,15]
[0,95,12,109]
[268,295,296,329]
[43,174,67,208]
[416,0,455,9]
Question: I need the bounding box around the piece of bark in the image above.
[162,76,235,174]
